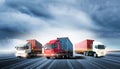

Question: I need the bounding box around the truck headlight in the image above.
[51,54,55,56]
[23,53,27,57]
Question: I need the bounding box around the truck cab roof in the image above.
[16,41,28,47]
[47,40,58,44]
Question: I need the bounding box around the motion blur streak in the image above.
[0,52,120,69]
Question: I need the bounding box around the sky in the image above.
[0,0,120,52]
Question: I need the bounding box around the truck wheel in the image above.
[63,55,68,59]
[84,52,86,56]
[46,57,50,59]
[84,52,88,56]
[93,53,98,58]
[69,55,73,58]
[26,54,31,58]
[62,55,65,58]
[66,55,69,59]
[16,56,20,58]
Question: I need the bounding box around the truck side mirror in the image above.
[15,46,17,48]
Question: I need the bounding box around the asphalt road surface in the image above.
[0,52,120,69]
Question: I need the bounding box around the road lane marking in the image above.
[67,59,74,69]
[36,59,53,69]
[47,60,56,69]
[24,58,47,69]
[1,58,43,69]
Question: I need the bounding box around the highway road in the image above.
[0,52,120,69]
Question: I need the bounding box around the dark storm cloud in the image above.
[0,12,45,40]
[5,0,53,18]
[78,0,120,38]
[0,0,51,40]
[0,0,120,49]
[0,23,29,39]
[92,3,120,38]
[0,0,120,39]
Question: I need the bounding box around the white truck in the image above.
[75,39,106,57]
[15,39,42,58]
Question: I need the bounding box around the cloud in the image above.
[0,0,120,50]
[49,5,95,28]
[5,0,53,18]
[0,0,5,5]
[0,12,48,39]
[79,0,120,38]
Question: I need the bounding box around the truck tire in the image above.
[86,52,89,56]
[16,56,21,58]
[69,54,73,58]
[46,57,50,59]
[62,55,65,58]
[84,52,89,56]
[84,52,86,56]
[93,53,98,58]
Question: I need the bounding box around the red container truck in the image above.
[15,39,42,58]
[44,37,73,59]
[75,39,106,57]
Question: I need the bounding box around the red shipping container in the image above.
[75,39,94,53]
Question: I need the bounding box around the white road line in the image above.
[47,60,56,69]
[12,58,43,69]
[67,59,74,69]
[88,60,108,69]
[98,58,120,66]
[2,58,42,69]
[36,59,53,69]
[85,56,119,69]
[76,59,100,69]
[1,60,30,69]
[102,58,120,63]
[24,58,47,69]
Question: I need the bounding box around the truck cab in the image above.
[15,41,31,58]
[44,40,60,58]
[92,42,106,57]
[15,40,42,58]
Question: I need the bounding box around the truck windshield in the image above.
[16,47,25,50]
[95,45,105,49]
[44,44,58,50]
[16,46,28,50]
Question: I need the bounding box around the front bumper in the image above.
[15,53,27,58]
[97,52,106,57]
[44,53,61,57]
